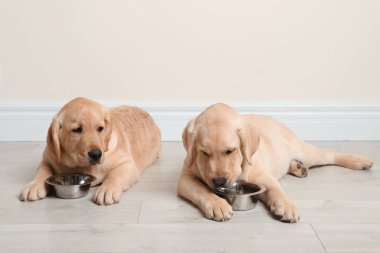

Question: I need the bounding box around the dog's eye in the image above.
[72,127,82,134]
[98,126,104,133]
[226,149,235,155]
[202,151,210,157]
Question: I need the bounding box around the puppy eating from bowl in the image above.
[20,97,161,205]
[177,103,373,222]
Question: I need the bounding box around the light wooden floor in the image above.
[1,141,380,253]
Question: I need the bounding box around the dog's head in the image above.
[47,97,112,167]
[183,103,260,189]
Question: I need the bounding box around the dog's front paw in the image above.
[92,185,122,205]
[271,199,299,223]
[201,197,233,222]
[20,180,48,201]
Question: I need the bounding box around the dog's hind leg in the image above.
[296,142,373,171]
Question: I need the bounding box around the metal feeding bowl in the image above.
[46,173,96,199]
[213,182,266,211]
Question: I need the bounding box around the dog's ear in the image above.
[182,118,195,150]
[103,109,113,152]
[182,119,197,168]
[237,120,260,166]
[47,115,62,162]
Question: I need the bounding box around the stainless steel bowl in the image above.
[46,173,96,199]
[213,182,266,211]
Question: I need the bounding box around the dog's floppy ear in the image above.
[182,118,197,168]
[103,109,113,152]
[47,115,62,162]
[237,120,260,166]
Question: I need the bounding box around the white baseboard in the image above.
[1,101,380,141]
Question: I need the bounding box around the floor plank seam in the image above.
[310,222,327,253]
[136,200,144,224]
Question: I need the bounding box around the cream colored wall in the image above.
[0,0,379,103]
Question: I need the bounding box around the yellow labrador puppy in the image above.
[178,103,373,222]
[20,97,161,205]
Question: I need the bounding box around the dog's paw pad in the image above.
[289,160,308,178]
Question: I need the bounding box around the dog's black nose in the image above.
[211,177,228,187]
[88,150,102,162]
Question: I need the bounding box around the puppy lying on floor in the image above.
[178,103,373,222]
[20,97,161,205]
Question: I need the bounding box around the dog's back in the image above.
[111,106,161,170]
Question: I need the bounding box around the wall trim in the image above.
[1,101,380,141]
